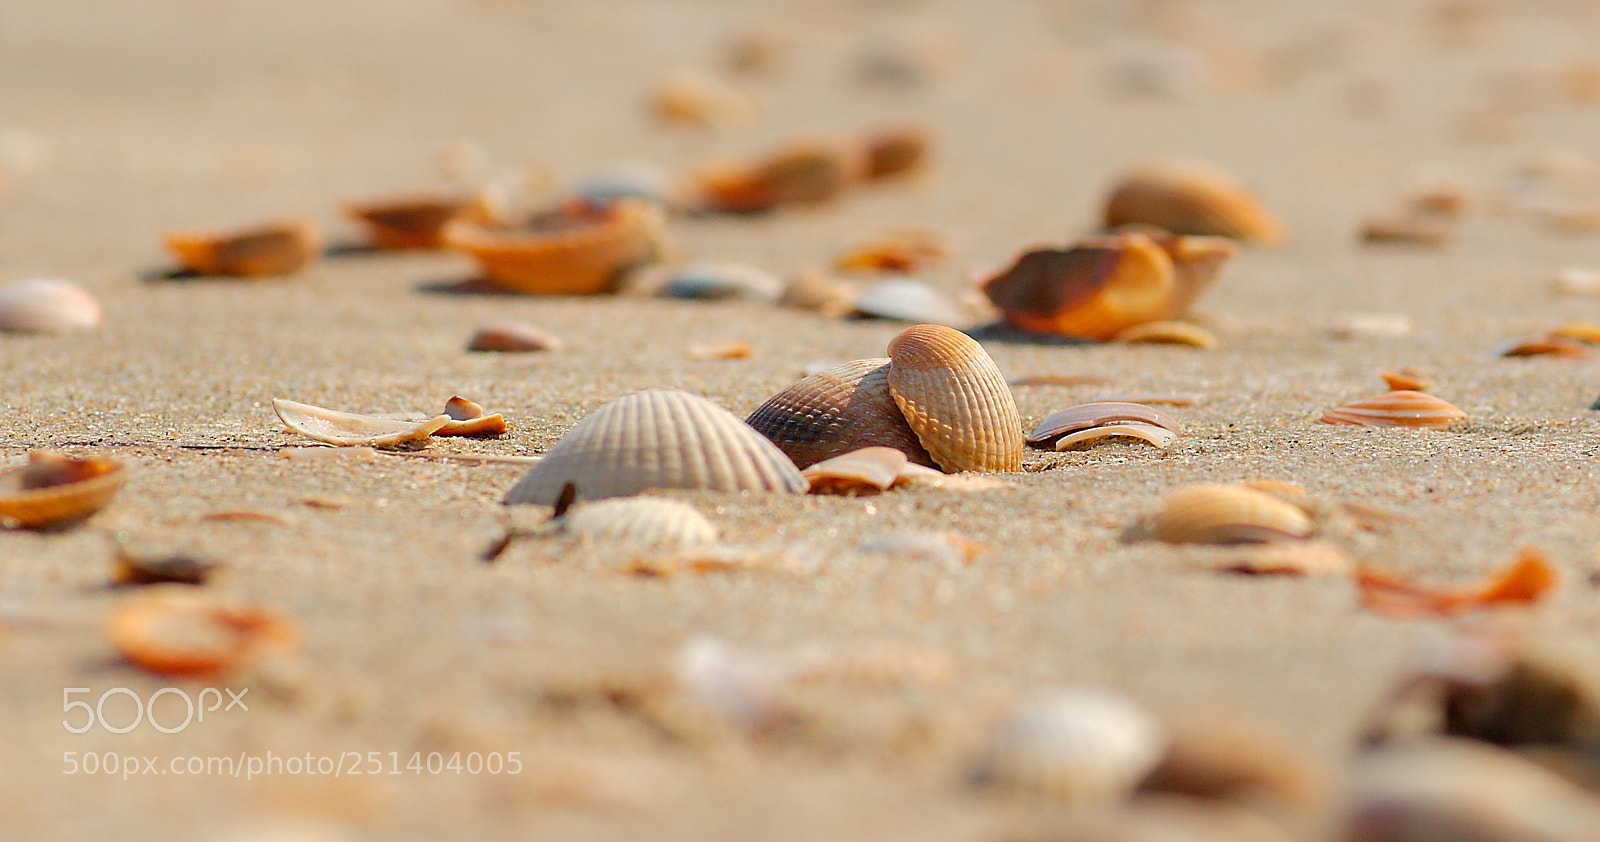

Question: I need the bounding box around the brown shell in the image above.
[801,447,909,495]
[1027,401,1184,448]
[346,192,497,250]
[504,389,807,506]
[746,358,935,470]
[1498,337,1593,359]
[106,586,297,677]
[1103,158,1284,243]
[1150,484,1314,545]
[466,321,565,352]
[1319,390,1468,429]
[886,324,1024,472]
[0,452,127,529]
[163,219,321,277]
[445,199,664,295]
[860,125,929,180]
[692,139,863,213]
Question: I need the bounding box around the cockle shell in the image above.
[435,396,507,437]
[445,198,665,295]
[0,278,103,332]
[558,497,719,550]
[503,389,807,507]
[1148,484,1313,544]
[745,358,936,470]
[345,191,498,250]
[1104,158,1284,243]
[1027,402,1185,448]
[968,688,1168,803]
[271,398,449,448]
[0,452,127,528]
[164,219,321,277]
[801,446,908,495]
[887,324,1024,472]
[106,586,297,677]
[1319,390,1468,429]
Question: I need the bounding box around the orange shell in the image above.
[861,125,929,180]
[886,325,1024,472]
[106,587,297,677]
[163,219,320,277]
[346,192,497,250]
[981,230,1179,341]
[1104,158,1284,244]
[693,139,864,213]
[0,452,126,529]
[445,199,664,295]
[1319,390,1468,429]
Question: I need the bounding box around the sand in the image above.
[6,0,1600,838]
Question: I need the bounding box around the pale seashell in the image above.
[968,688,1168,803]
[0,452,127,529]
[1319,390,1468,429]
[1027,402,1185,448]
[1216,539,1354,576]
[106,585,297,677]
[889,464,1011,491]
[1148,484,1313,545]
[887,324,1024,472]
[684,340,753,361]
[443,396,485,420]
[570,161,680,209]
[850,277,966,325]
[345,192,497,250]
[164,219,321,277]
[641,261,783,302]
[1553,267,1600,296]
[745,358,936,470]
[504,389,806,506]
[272,398,449,448]
[674,635,786,730]
[652,67,756,129]
[1114,319,1217,348]
[0,278,103,332]
[1052,423,1178,451]
[801,446,908,495]
[1104,158,1284,243]
[445,199,664,295]
[435,396,507,437]
[466,321,565,352]
[559,497,719,550]
[1328,312,1413,339]
[777,269,858,317]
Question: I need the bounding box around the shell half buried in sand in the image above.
[1050,422,1177,451]
[163,219,321,277]
[0,451,127,529]
[1103,157,1284,243]
[746,358,936,470]
[1319,390,1467,429]
[967,688,1168,803]
[1145,483,1313,545]
[503,389,807,507]
[558,496,720,551]
[1027,401,1185,448]
[272,398,449,448]
[345,191,499,250]
[885,325,1023,472]
[445,198,665,295]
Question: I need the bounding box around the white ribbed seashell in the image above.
[968,688,1167,803]
[271,399,448,448]
[504,389,807,506]
[559,497,719,550]
[0,278,103,332]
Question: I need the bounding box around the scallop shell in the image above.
[692,139,863,213]
[163,219,320,277]
[0,452,127,529]
[106,586,297,677]
[1319,390,1468,429]
[851,277,965,325]
[0,278,103,332]
[1052,422,1177,451]
[1027,401,1185,448]
[801,446,909,495]
[559,497,719,550]
[968,688,1168,803]
[467,321,564,352]
[445,198,664,295]
[887,325,1024,472]
[1114,319,1217,348]
[1104,158,1284,243]
[980,230,1183,341]
[345,192,498,250]
[503,389,807,506]
[745,358,936,470]
[1148,484,1313,545]
[272,398,449,448]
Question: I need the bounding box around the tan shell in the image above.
[0,278,103,332]
[272,398,449,448]
[802,446,908,495]
[1114,319,1217,348]
[559,496,719,550]
[345,192,498,249]
[164,219,320,277]
[467,321,565,352]
[1149,484,1313,545]
[777,269,857,317]
[1319,390,1468,429]
[1103,158,1284,243]
[0,452,127,529]
[968,688,1168,803]
[1550,321,1600,344]
[106,586,297,677]
[503,389,807,506]
[1053,422,1177,451]
[1498,337,1593,359]
[860,124,929,180]
[445,199,664,295]
[692,138,863,213]
[435,396,507,437]
[1027,401,1184,448]
[887,325,1024,472]
[745,358,936,470]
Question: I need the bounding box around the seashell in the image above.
[685,340,753,361]
[345,191,498,250]
[886,324,1024,472]
[435,396,507,437]
[1554,267,1600,297]
[1360,212,1454,247]
[163,219,321,277]
[1498,336,1593,359]
[1147,484,1313,545]
[835,227,950,274]
[968,688,1168,803]
[1114,319,1217,348]
[445,198,664,295]
[503,389,807,507]
[0,278,103,332]
[1215,539,1354,576]
[777,269,857,317]
[692,139,863,213]
[558,497,719,550]
[802,446,908,495]
[1329,312,1413,339]
[1104,158,1284,243]
[890,464,1011,491]
[746,358,937,470]
[1380,367,1433,392]
[0,451,127,529]
[466,321,565,352]
[1027,401,1184,448]
[1319,390,1468,429]
[850,277,965,325]
[1550,321,1600,344]
[272,398,449,448]
[652,67,756,129]
[860,124,929,180]
[1052,422,1178,451]
[112,549,223,587]
[1141,720,1322,809]
[570,161,680,209]
[636,261,783,302]
[106,586,297,677]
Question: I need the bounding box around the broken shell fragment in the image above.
[1052,423,1177,451]
[345,192,498,249]
[851,277,965,325]
[163,219,320,277]
[559,497,719,550]
[887,324,1024,472]
[1319,390,1468,429]
[106,586,297,677]
[0,452,127,529]
[271,398,449,448]
[968,688,1168,803]
[1104,158,1284,243]
[435,396,507,437]
[1114,319,1217,348]
[0,278,103,332]
[802,446,908,495]
[503,389,807,507]
[467,321,564,352]
[746,358,936,470]
[445,199,664,295]
[1027,402,1185,448]
[1146,484,1314,545]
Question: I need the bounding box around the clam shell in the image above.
[980,230,1180,341]
[0,452,127,529]
[0,278,103,332]
[559,497,719,550]
[1114,319,1217,348]
[851,276,965,325]
[801,446,908,495]
[272,398,449,448]
[745,358,936,470]
[887,325,1024,472]
[1104,158,1284,243]
[345,192,497,249]
[467,321,564,352]
[968,688,1168,803]
[1053,422,1177,451]
[1027,401,1185,448]
[1149,484,1313,545]
[163,219,320,277]
[445,199,664,295]
[1319,390,1468,429]
[106,586,297,677]
[504,389,807,506]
